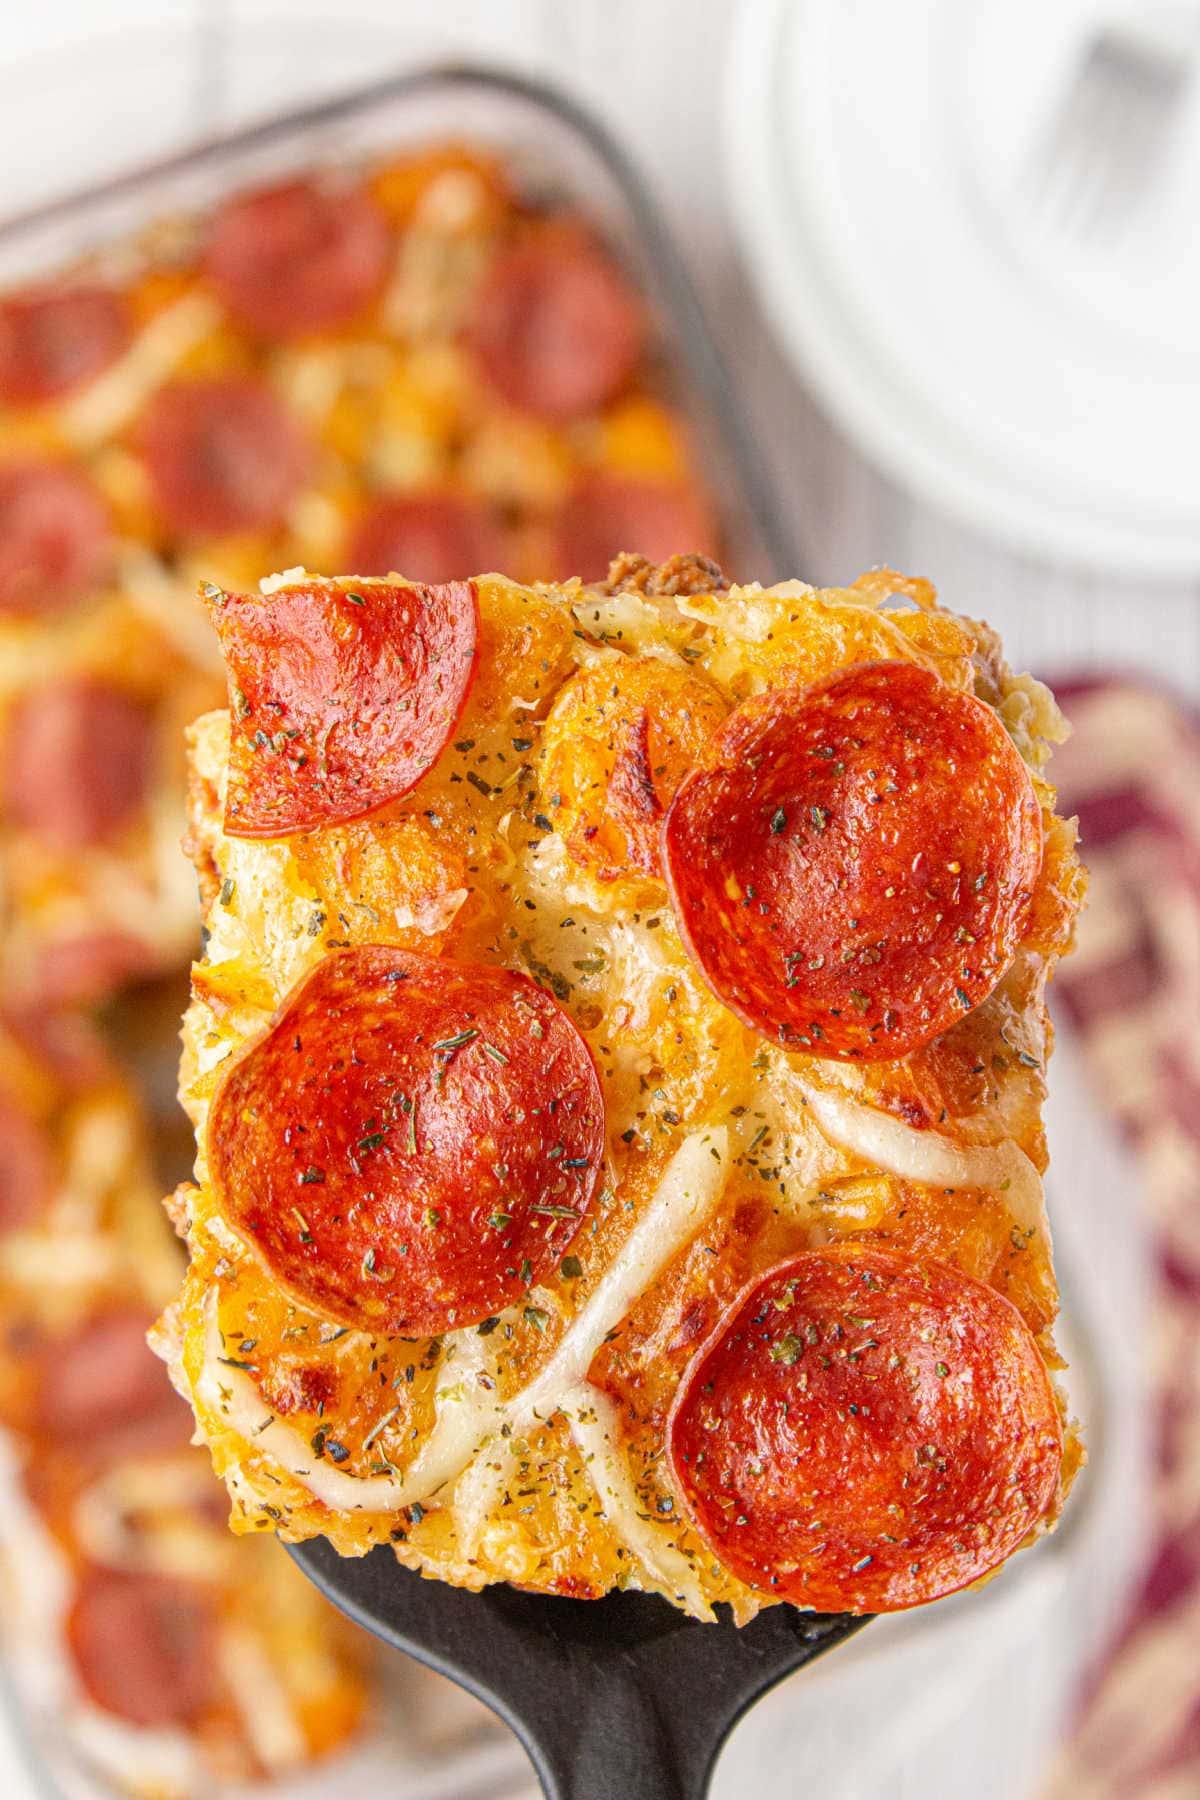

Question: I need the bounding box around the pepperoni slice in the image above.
[469,232,644,420]
[346,492,508,586]
[67,1568,217,1728]
[210,577,477,838]
[208,946,605,1334]
[667,1247,1063,1613]
[138,375,309,539]
[36,1310,193,1461]
[0,460,113,617]
[662,661,1043,1061]
[3,678,151,850]
[0,1099,52,1231]
[205,177,391,339]
[555,475,717,584]
[0,285,129,405]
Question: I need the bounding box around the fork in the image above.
[1027,4,1200,241]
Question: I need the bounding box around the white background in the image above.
[0,4,1192,1798]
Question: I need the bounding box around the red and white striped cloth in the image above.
[1040,678,1200,1798]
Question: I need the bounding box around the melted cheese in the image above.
[392,886,469,935]
[569,589,688,663]
[197,1129,729,1528]
[217,1626,308,1771]
[449,1431,514,1563]
[564,1383,714,1621]
[0,1230,124,1295]
[443,1130,731,1594]
[71,1457,231,1581]
[510,1126,730,1426]
[194,1297,513,1515]
[168,567,1080,1611]
[68,1708,200,1798]
[436,1127,731,1560]
[442,1125,733,1524]
[60,292,222,447]
[798,1080,1050,1244]
[196,1298,412,1513]
[392,1329,503,1503]
[260,566,308,595]
[675,584,808,641]
[118,548,226,674]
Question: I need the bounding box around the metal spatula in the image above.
[291,1540,867,1799]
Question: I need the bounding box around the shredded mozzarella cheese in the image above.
[260,566,308,594]
[444,1128,731,1544]
[450,1436,513,1560]
[71,1456,229,1580]
[392,886,469,934]
[511,1126,730,1426]
[564,1383,714,1621]
[0,1231,124,1294]
[196,1129,729,1528]
[570,589,684,659]
[195,1298,510,1515]
[60,292,222,448]
[217,1627,308,1770]
[68,1709,200,1797]
[118,548,226,674]
[798,1081,1050,1243]
[196,1298,411,1513]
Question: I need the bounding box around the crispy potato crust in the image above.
[161,562,1084,1621]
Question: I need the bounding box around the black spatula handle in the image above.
[513,1591,865,1799]
[290,1541,867,1798]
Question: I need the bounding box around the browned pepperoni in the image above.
[205,177,391,339]
[469,231,644,420]
[208,946,605,1334]
[0,460,113,617]
[346,492,509,586]
[667,1247,1063,1613]
[138,375,309,539]
[3,678,151,850]
[662,661,1043,1061]
[554,474,717,584]
[0,285,129,406]
[36,1310,193,1461]
[67,1567,217,1728]
[0,1099,52,1231]
[209,576,477,838]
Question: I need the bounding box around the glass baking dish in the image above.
[0,58,799,1800]
[0,61,800,587]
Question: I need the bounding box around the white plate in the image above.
[725,0,1200,576]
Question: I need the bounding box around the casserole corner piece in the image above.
[155,555,1086,1625]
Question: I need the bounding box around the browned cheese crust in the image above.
[158,561,1085,1622]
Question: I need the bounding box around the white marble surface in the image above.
[0,4,1193,1799]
